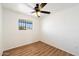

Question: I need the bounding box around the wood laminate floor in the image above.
[2,41,73,56]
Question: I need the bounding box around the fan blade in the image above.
[40,11,50,14]
[40,3,47,8]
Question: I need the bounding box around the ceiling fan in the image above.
[31,3,51,17]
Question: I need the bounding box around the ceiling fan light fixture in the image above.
[32,12,40,17]
[37,12,41,17]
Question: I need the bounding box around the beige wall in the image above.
[3,8,40,50]
[41,5,79,55]
[0,4,3,56]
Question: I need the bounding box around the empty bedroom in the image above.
[0,3,79,56]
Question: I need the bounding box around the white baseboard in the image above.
[3,40,39,51]
[0,50,3,56]
[40,39,76,56]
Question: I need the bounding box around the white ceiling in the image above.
[2,3,79,18]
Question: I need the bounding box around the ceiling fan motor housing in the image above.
[35,7,40,12]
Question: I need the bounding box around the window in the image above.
[18,19,32,30]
